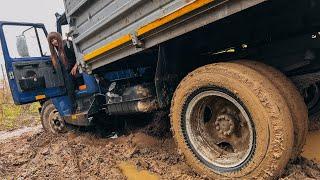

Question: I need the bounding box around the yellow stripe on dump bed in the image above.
[137,0,213,36]
[84,34,131,61]
[83,0,214,61]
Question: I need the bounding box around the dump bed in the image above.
[64,0,266,72]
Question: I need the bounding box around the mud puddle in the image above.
[119,162,159,180]
[0,125,42,142]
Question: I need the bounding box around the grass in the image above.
[0,82,40,131]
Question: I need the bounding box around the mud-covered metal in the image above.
[63,112,91,126]
[184,89,254,170]
[48,106,66,133]
[105,83,159,114]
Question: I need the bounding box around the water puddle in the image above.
[0,125,42,142]
[302,130,320,163]
[119,162,159,180]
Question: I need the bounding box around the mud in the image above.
[280,157,320,179]
[119,161,159,180]
[0,131,201,179]
[302,130,320,164]
[0,115,319,179]
[0,125,42,142]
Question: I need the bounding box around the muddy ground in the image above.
[0,113,320,179]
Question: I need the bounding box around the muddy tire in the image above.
[170,63,294,179]
[233,60,308,159]
[41,100,67,134]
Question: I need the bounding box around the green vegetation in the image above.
[0,83,40,131]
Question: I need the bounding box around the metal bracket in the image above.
[8,71,14,80]
[130,32,143,48]
[155,45,170,108]
[69,17,79,37]
[84,65,92,74]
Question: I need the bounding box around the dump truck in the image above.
[0,0,319,178]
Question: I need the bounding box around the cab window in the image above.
[3,25,50,59]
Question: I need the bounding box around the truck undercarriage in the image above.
[87,0,320,118]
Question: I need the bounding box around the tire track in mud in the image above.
[0,115,200,179]
[0,123,319,179]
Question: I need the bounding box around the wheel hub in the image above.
[215,114,236,136]
[49,110,65,133]
[54,119,61,126]
[185,89,254,169]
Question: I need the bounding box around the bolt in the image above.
[216,126,220,130]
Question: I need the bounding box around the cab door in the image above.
[0,21,66,104]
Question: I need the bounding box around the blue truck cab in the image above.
[0,15,114,131]
[0,14,159,133]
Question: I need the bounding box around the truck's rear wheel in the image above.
[170,63,294,179]
[232,60,308,159]
[41,101,67,134]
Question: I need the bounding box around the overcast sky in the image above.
[0,0,65,79]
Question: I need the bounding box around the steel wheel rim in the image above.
[185,89,254,169]
[48,109,65,133]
